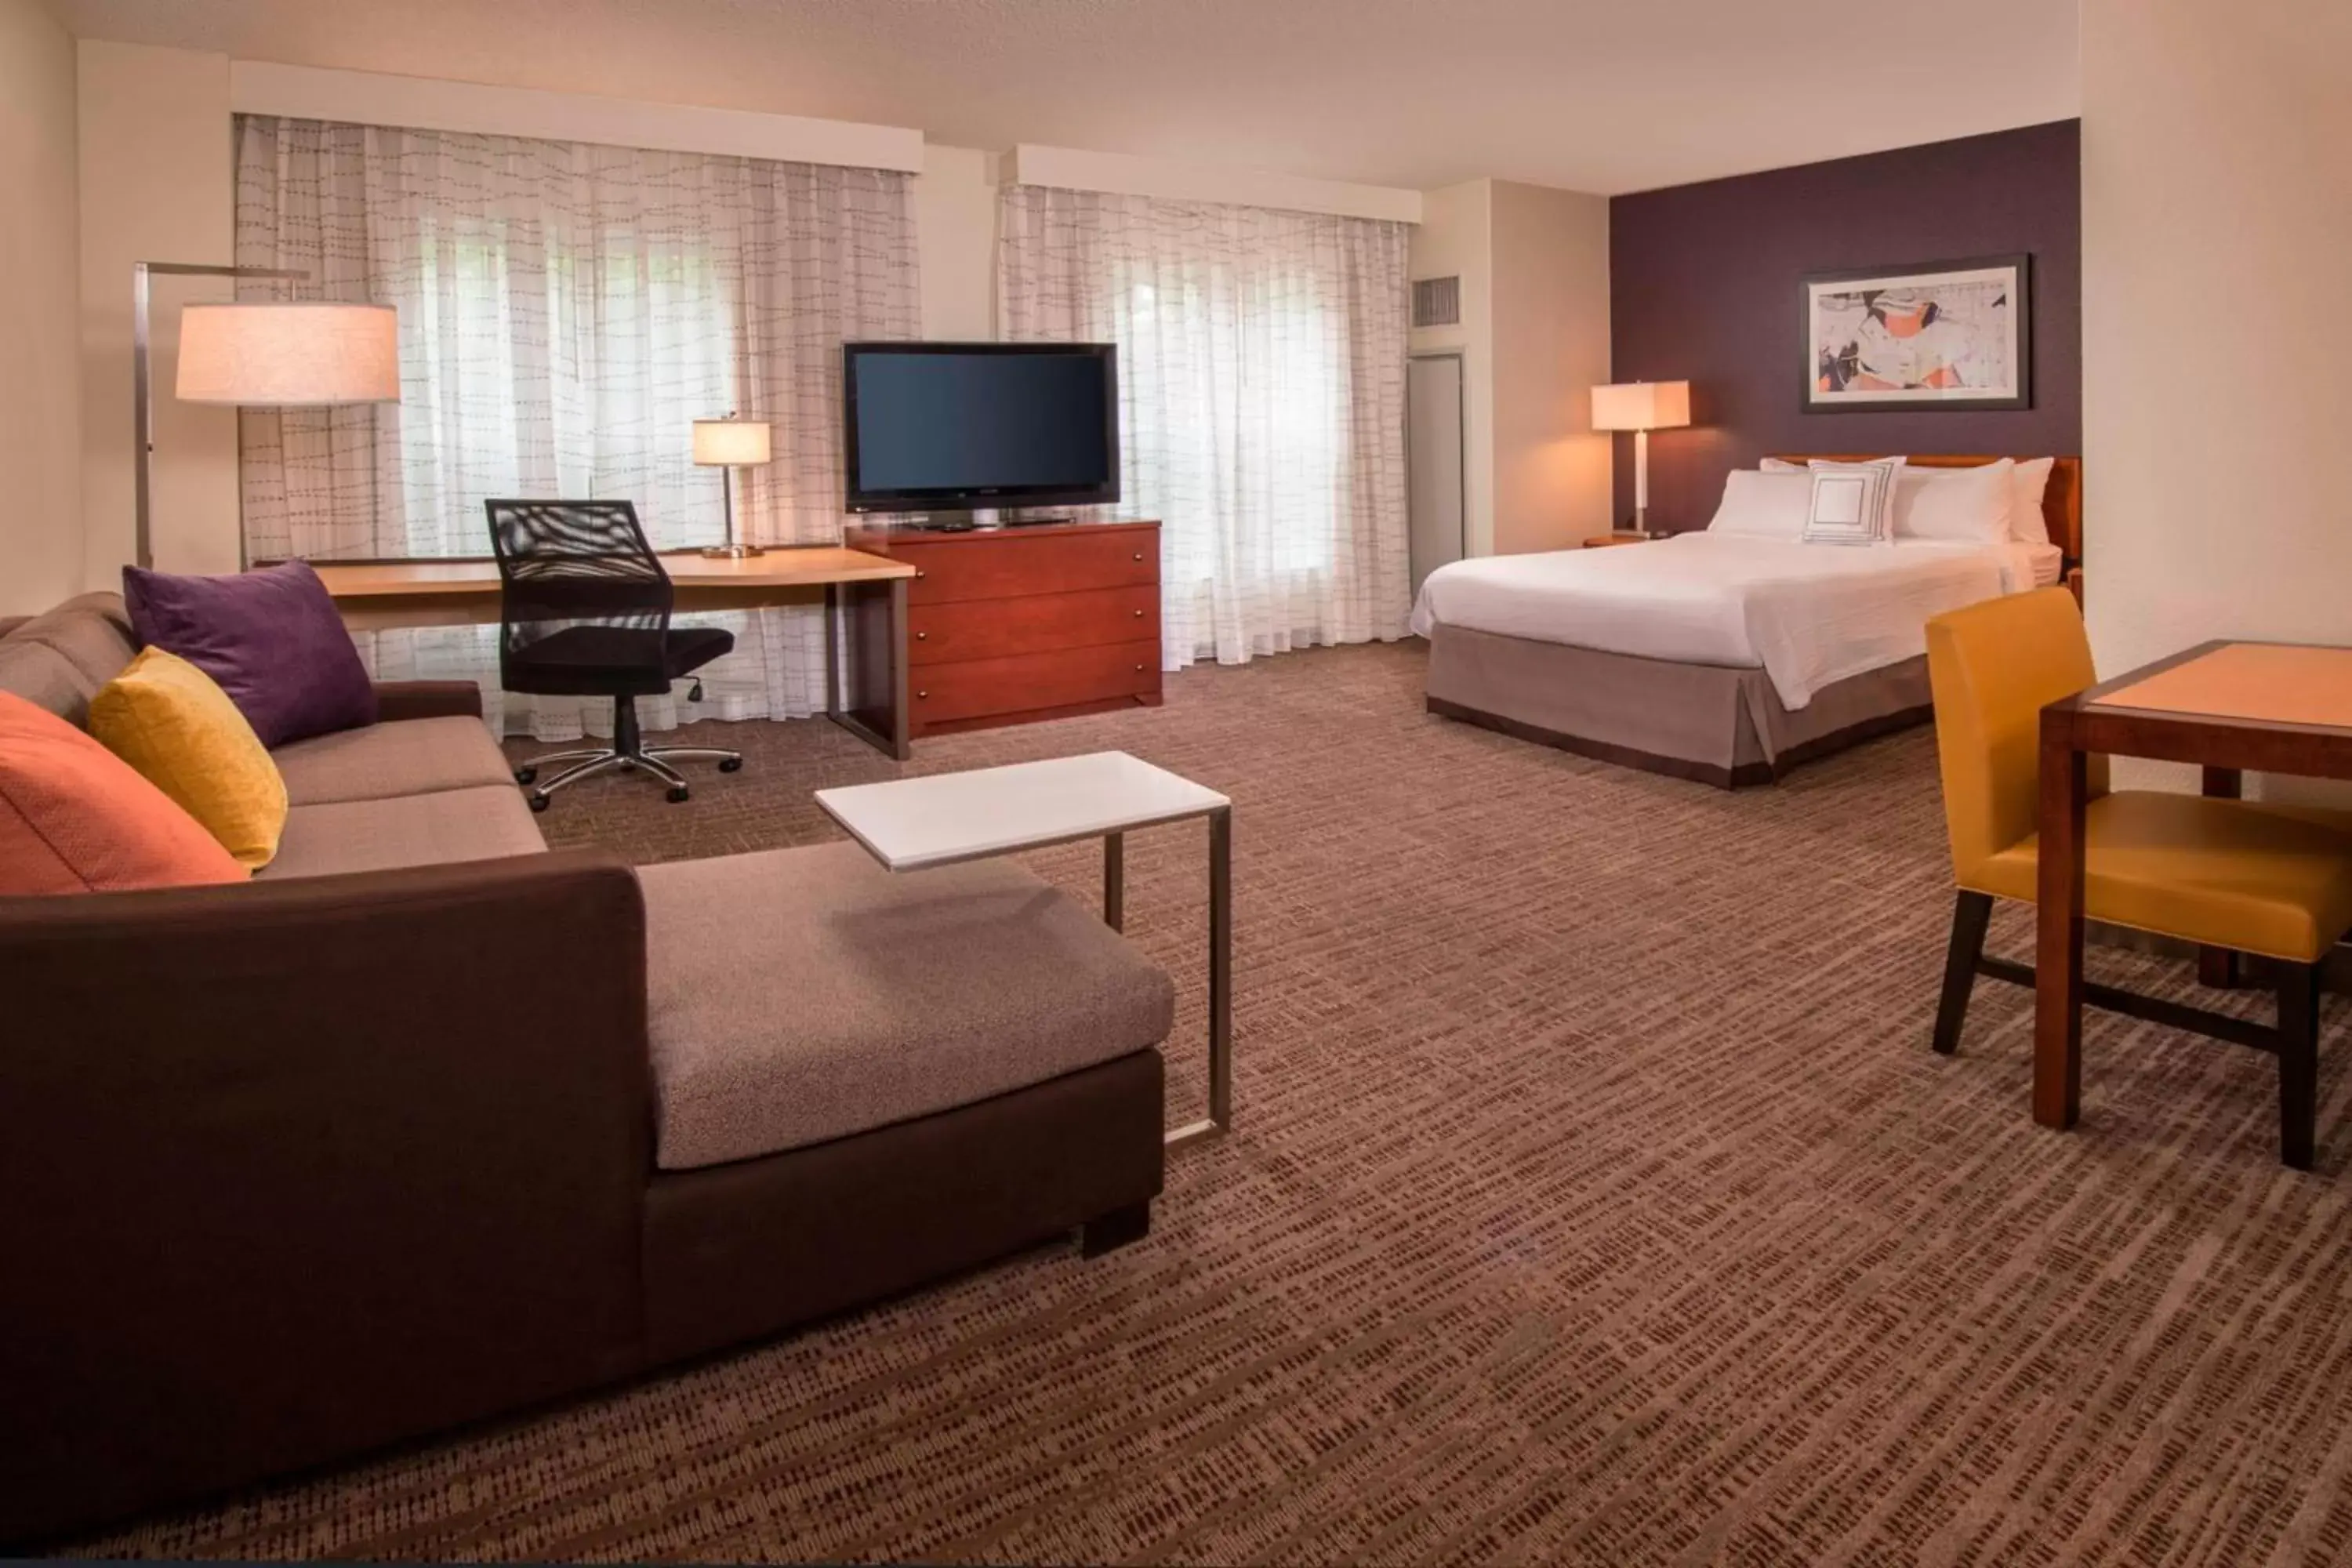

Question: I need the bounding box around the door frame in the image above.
[1406,350,1468,586]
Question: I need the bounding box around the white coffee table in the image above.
[815,751,1233,1149]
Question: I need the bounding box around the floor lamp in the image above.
[135,261,401,570]
[1590,379,1691,538]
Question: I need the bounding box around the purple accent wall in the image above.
[1609,120,2081,532]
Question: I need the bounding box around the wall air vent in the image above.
[1411,275,1461,328]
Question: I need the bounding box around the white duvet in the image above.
[1409,534,2059,710]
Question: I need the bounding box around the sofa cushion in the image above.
[639,841,1176,1170]
[0,691,245,895]
[123,561,378,747]
[0,593,138,725]
[89,648,289,872]
[272,717,516,807]
[258,785,547,881]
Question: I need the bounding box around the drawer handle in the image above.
[1133,608,1145,618]
[1132,552,1144,561]
[916,630,928,641]
[915,569,927,580]
[1134,663,1145,673]
[916,689,928,700]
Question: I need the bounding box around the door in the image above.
[1407,353,1466,596]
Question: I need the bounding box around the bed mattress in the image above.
[1408,534,2058,710]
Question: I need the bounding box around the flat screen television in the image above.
[843,342,1120,514]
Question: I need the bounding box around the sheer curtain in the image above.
[233,114,919,738]
[999,184,1411,668]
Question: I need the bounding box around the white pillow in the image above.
[1893,458,2015,543]
[1767,453,2057,542]
[1802,457,1905,545]
[2009,456,2056,545]
[1706,469,1815,539]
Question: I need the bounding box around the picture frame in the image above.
[1801,254,2031,413]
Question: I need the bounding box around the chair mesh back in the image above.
[484,500,673,688]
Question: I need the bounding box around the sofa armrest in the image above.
[0,849,652,1542]
[372,677,485,722]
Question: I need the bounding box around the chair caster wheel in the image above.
[528,793,550,813]
[719,757,743,773]
[515,767,537,785]
[688,681,705,702]
[666,785,691,803]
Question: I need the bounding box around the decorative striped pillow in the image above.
[1802,457,1907,545]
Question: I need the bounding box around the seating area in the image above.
[0,589,1172,1543]
[1926,590,2352,1168]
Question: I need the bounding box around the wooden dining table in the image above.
[2035,641,2352,1130]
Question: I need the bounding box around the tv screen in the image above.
[844,343,1120,512]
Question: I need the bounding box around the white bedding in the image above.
[1409,535,2060,710]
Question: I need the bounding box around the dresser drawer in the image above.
[898,530,1160,605]
[909,586,1160,666]
[912,639,1160,725]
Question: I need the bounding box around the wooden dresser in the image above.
[844,519,1163,737]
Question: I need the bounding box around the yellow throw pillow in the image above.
[89,647,289,873]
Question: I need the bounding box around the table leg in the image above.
[822,583,841,720]
[1166,805,1233,1149]
[825,577,913,763]
[2198,767,2244,989]
[887,577,910,761]
[1104,831,1124,932]
[2035,713,2087,1130]
[1209,804,1232,1131]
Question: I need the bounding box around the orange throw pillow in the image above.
[0,691,246,895]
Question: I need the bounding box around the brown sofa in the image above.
[0,593,1169,1545]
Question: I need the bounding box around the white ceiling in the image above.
[58,0,2081,195]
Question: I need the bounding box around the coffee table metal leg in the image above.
[1104,831,1124,932]
[1167,804,1232,1149]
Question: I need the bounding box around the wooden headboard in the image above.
[1769,454,2082,563]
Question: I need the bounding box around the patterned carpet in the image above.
[72,641,2352,1565]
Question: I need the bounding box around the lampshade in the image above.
[693,418,774,467]
[176,303,401,405]
[1590,380,1691,433]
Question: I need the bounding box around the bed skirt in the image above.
[1424,626,1931,789]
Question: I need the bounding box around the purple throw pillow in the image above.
[122,561,378,749]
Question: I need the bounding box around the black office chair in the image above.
[485,499,742,811]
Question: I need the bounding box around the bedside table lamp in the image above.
[1591,380,1690,537]
[692,414,773,558]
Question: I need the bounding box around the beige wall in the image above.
[0,0,84,614]
[1406,177,1611,558]
[1408,180,1495,554]
[2081,1,2352,796]
[1488,180,1611,555]
[78,41,240,585]
[915,143,997,341]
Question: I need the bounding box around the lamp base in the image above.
[698,543,768,559]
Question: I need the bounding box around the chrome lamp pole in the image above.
[131,262,308,571]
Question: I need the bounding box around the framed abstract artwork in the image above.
[1802,254,2031,412]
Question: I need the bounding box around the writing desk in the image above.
[307,547,918,760]
[2036,641,2352,1131]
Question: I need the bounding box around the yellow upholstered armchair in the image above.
[1925,588,2352,1167]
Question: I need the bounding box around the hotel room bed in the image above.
[1413,454,2081,787]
